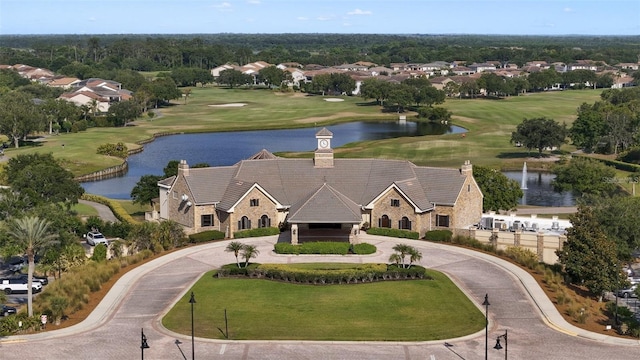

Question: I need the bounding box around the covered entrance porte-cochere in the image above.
[290,222,360,244]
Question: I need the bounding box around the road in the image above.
[1,235,638,360]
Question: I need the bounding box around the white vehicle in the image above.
[0,278,43,295]
[85,231,109,246]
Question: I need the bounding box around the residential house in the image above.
[157,129,483,242]
[58,78,132,113]
[468,63,497,73]
[47,77,81,89]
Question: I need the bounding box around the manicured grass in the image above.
[71,202,99,216]
[162,269,485,341]
[12,87,602,177]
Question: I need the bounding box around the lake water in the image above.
[503,170,576,207]
[82,121,466,199]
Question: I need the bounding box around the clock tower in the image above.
[314,127,334,168]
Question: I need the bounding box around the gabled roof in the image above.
[247,149,278,160]
[288,183,362,223]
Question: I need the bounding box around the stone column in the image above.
[537,232,545,262]
[291,224,299,245]
[491,229,499,248]
[514,230,521,247]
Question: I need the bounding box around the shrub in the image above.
[96,142,129,159]
[233,227,280,238]
[352,243,376,254]
[91,243,108,262]
[424,230,453,242]
[188,230,226,243]
[504,246,539,269]
[274,242,377,255]
[367,227,419,239]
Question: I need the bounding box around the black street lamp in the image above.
[140,328,150,360]
[189,291,196,360]
[494,329,508,360]
[482,293,490,360]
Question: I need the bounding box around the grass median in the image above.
[162,268,485,341]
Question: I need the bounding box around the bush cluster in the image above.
[366,227,420,239]
[216,263,430,284]
[605,302,640,337]
[188,230,226,243]
[504,246,539,269]
[274,242,376,255]
[96,142,129,159]
[424,230,453,242]
[233,227,280,238]
[0,250,155,335]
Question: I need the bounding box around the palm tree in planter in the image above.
[6,216,58,316]
[225,241,244,268]
[391,243,412,268]
[407,247,423,268]
[240,244,260,268]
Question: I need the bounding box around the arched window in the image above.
[399,216,412,230]
[238,216,251,230]
[259,215,271,228]
[379,214,391,228]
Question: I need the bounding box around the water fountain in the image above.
[521,162,528,190]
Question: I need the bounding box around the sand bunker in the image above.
[208,103,248,107]
[324,98,345,102]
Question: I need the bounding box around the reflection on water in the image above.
[504,170,576,207]
[82,121,466,199]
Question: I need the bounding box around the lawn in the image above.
[162,269,485,341]
[3,87,602,176]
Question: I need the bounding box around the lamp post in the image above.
[493,329,508,360]
[482,293,490,360]
[140,328,150,360]
[189,291,196,360]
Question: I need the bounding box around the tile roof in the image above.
[288,183,362,223]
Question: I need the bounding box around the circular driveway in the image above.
[1,235,638,359]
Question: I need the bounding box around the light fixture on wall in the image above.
[181,194,189,202]
[186,201,192,207]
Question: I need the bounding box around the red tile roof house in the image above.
[58,78,132,113]
[157,129,483,243]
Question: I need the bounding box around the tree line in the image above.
[2,34,640,73]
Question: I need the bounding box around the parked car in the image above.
[617,285,638,298]
[6,256,26,272]
[1,304,17,317]
[0,278,42,295]
[9,274,48,286]
[85,231,109,246]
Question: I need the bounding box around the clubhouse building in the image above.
[157,128,483,243]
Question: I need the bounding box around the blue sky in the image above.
[1,0,639,35]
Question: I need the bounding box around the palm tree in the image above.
[6,216,58,316]
[240,244,259,268]
[225,241,244,268]
[392,244,412,268]
[407,247,423,269]
[388,253,402,267]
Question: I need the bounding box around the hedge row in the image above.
[424,230,453,242]
[81,194,138,224]
[573,153,640,173]
[216,263,430,284]
[188,230,226,243]
[233,227,280,238]
[274,242,376,255]
[366,227,420,239]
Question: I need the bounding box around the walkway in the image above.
[79,199,119,223]
[1,235,637,359]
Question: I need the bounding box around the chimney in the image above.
[460,160,472,176]
[178,159,190,177]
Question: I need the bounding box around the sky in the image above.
[1,0,639,36]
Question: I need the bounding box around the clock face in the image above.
[319,139,329,148]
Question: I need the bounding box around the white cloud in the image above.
[297,16,309,21]
[347,9,372,16]
[564,7,574,12]
[88,17,96,22]
[248,0,261,4]
[317,15,335,21]
[212,2,232,10]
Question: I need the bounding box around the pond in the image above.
[503,170,576,207]
[82,121,466,199]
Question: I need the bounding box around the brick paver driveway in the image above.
[1,235,637,359]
